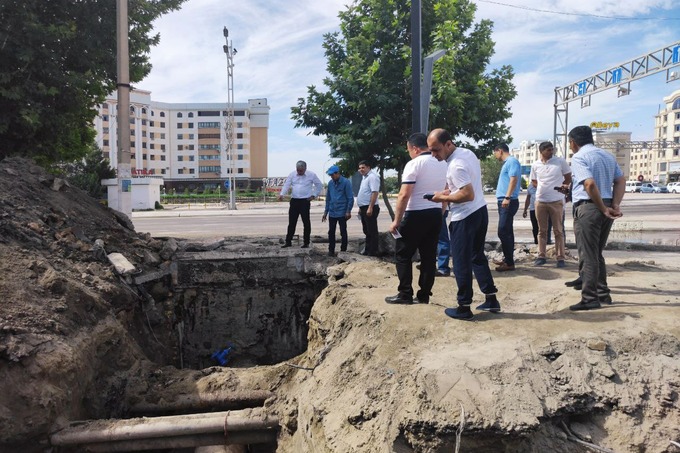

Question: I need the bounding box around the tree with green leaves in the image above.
[59,143,116,199]
[0,0,187,166]
[291,0,516,215]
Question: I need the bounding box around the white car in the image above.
[667,182,680,194]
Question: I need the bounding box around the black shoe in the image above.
[328,251,336,257]
[301,244,309,249]
[416,291,432,304]
[281,243,292,248]
[360,250,368,256]
[385,294,413,304]
[435,270,450,277]
[569,300,601,311]
[599,295,612,305]
[444,306,474,320]
[340,247,347,252]
[476,295,501,312]
[565,277,582,288]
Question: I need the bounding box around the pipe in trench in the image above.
[50,408,278,446]
[78,430,276,452]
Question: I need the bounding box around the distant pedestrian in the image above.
[493,143,521,272]
[385,133,447,305]
[529,141,571,268]
[567,126,625,311]
[322,165,353,256]
[278,160,322,248]
[436,210,451,277]
[357,160,381,256]
[428,128,501,320]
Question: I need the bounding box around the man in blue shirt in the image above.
[567,126,625,311]
[493,143,521,271]
[322,165,354,256]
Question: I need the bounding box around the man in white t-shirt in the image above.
[529,141,572,268]
[428,128,501,321]
[385,133,447,305]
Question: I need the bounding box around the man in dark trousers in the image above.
[567,125,625,311]
[428,128,501,320]
[278,160,322,248]
[357,160,381,256]
[493,143,521,272]
[322,165,353,256]
[385,133,447,305]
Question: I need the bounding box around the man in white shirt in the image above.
[385,133,447,305]
[529,141,572,267]
[428,128,500,320]
[357,160,381,256]
[278,160,322,248]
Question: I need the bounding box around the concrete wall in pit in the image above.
[175,252,327,369]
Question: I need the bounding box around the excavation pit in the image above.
[173,249,329,370]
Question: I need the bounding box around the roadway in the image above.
[132,193,680,245]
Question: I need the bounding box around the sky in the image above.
[135,0,680,178]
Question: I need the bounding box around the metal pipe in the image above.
[51,408,278,446]
[128,390,274,416]
[79,431,277,452]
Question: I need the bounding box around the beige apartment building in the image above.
[652,88,680,183]
[93,90,269,191]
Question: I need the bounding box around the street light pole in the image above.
[421,49,446,132]
[115,0,131,216]
[223,27,236,210]
[411,0,422,133]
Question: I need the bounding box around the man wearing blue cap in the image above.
[322,165,354,256]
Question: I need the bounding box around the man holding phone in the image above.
[529,141,572,268]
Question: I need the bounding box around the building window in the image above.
[142,108,147,114]
[188,134,194,140]
[178,156,183,161]
[198,111,220,117]
[150,144,155,149]
[177,112,183,118]
[150,132,155,139]
[234,110,246,116]
[675,125,680,132]
[151,111,155,116]
[238,154,244,160]
[189,169,195,174]
[237,133,243,139]
[238,168,244,174]
[160,112,165,117]
[160,122,166,128]
[142,131,146,137]
[187,145,195,150]
[672,98,680,110]
[160,144,166,151]
[188,123,194,128]
[142,154,147,160]
[103,139,109,146]
[198,133,220,139]
[675,149,679,157]
[189,156,195,161]
[130,106,135,114]
[178,145,184,151]
[199,166,220,173]
[161,169,166,175]
[160,133,166,139]
[102,115,109,122]
[177,134,183,140]
[131,154,136,159]
[237,144,243,150]
[103,127,109,134]
[150,121,155,127]
[199,144,220,150]
[177,123,183,129]
[142,142,147,148]
[188,112,194,117]
[161,155,166,161]
[130,130,135,136]
[103,103,109,110]
[198,122,220,128]
[178,169,184,174]
[150,155,155,160]
[129,118,135,124]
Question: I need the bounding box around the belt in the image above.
[573,198,611,208]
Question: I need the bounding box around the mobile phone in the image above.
[553,186,563,191]
[423,193,434,200]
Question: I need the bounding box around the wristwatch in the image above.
[504,196,510,200]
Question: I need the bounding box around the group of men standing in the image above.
[279,124,625,318]
[278,159,381,257]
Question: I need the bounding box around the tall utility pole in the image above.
[223,27,236,210]
[411,0,422,134]
[115,0,132,216]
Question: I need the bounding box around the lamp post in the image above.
[421,49,446,132]
[115,0,132,216]
[223,27,236,210]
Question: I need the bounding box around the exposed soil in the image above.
[0,157,679,452]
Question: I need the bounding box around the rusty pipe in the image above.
[79,431,276,452]
[128,390,274,416]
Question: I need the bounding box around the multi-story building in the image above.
[592,130,633,181]
[93,90,270,191]
[653,88,680,183]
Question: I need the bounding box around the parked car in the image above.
[667,182,680,194]
[651,183,668,193]
[639,183,655,193]
[483,184,494,193]
[625,181,642,193]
